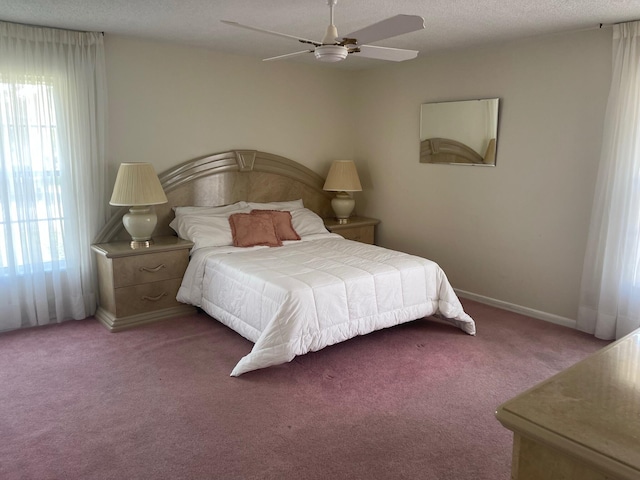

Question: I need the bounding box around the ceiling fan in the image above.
[221,0,425,63]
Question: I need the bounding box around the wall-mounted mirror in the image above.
[420,98,499,166]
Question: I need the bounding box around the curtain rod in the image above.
[0,19,103,35]
[600,19,640,28]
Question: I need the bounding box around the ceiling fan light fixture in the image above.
[314,45,348,62]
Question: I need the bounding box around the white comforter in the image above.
[178,235,476,376]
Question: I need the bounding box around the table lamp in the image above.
[109,162,168,249]
[323,160,362,224]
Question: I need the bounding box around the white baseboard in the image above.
[455,289,577,329]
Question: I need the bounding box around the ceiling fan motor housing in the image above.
[314,45,348,62]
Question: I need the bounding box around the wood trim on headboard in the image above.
[95,150,334,243]
[420,137,487,165]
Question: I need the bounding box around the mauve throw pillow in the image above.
[250,209,301,241]
[229,213,282,247]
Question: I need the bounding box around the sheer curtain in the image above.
[578,21,640,340]
[0,21,107,331]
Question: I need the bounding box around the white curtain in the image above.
[578,21,640,340]
[0,21,107,331]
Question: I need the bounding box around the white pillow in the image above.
[290,208,329,237]
[169,206,252,250]
[173,201,249,217]
[248,199,304,211]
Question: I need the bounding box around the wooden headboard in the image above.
[95,150,334,243]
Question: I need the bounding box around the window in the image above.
[0,80,66,273]
[0,21,106,330]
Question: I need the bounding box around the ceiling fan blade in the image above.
[341,14,425,46]
[221,20,321,47]
[353,45,418,62]
[263,50,313,62]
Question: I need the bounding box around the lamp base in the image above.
[123,206,157,249]
[130,239,154,249]
[331,192,355,222]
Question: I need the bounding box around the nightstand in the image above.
[91,236,195,332]
[323,216,380,244]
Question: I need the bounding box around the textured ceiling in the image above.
[1,0,640,69]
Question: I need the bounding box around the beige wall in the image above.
[104,28,613,324]
[352,28,612,322]
[104,35,356,183]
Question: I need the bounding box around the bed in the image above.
[95,150,475,376]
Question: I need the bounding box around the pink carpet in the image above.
[0,300,607,480]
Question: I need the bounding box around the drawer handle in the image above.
[141,292,167,302]
[140,264,166,273]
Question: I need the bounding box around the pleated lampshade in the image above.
[109,162,167,206]
[323,160,362,192]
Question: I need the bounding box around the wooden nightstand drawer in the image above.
[323,216,380,245]
[113,250,188,288]
[114,278,184,317]
[339,226,374,244]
